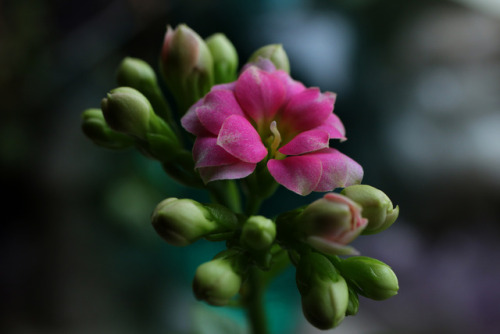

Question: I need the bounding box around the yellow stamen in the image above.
[269,121,282,158]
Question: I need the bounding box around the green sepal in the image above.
[345,286,359,316]
[145,132,181,162]
[205,203,238,230]
[204,231,236,242]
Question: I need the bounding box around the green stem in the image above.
[207,180,241,213]
[245,267,269,334]
[262,248,291,284]
[245,194,263,216]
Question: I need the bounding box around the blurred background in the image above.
[2,0,500,333]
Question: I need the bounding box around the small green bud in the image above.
[81,108,134,149]
[116,57,158,92]
[248,44,290,73]
[341,185,399,235]
[296,252,349,330]
[160,24,214,112]
[151,198,220,246]
[116,57,173,123]
[206,33,238,84]
[101,87,152,140]
[240,216,276,250]
[192,257,242,306]
[301,278,348,330]
[338,256,399,301]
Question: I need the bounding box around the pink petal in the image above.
[271,70,306,102]
[323,193,368,243]
[281,88,336,133]
[267,156,323,195]
[234,66,286,124]
[278,129,330,156]
[198,162,256,183]
[181,99,208,135]
[305,236,360,256]
[315,113,346,141]
[193,136,239,168]
[196,89,245,135]
[217,115,268,163]
[309,148,364,192]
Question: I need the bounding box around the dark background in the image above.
[2,0,500,333]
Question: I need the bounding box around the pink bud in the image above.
[160,24,214,112]
[298,193,368,255]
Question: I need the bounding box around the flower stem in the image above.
[245,267,269,334]
[245,194,263,216]
[207,180,241,213]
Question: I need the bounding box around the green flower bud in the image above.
[116,57,157,93]
[296,252,348,330]
[206,33,238,84]
[160,24,214,113]
[341,185,399,235]
[192,257,242,306]
[248,44,290,73]
[240,215,276,250]
[151,198,229,246]
[116,57,173,123]
[338,256,399,301]
[81,108,134,149]
[101,87,152,140]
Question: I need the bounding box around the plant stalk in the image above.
[245,267,269,334]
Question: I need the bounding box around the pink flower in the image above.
[181,61,363,195]
[299,193,368,255]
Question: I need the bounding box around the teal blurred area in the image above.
[2,0,500,333]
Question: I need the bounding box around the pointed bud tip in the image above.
[339,256,399,301]
[341,185,399,235]
[100,87,153,139]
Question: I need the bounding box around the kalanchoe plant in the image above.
[81,23,400,333]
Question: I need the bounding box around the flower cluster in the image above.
[80,23,400,332]
[181,60,363,195]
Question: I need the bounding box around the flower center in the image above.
[266,121,285,160]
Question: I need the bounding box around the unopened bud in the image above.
[160,24,214,112]
[240,216,276,250]
[116,57,157,92]
[206,33,238,84]
[338,256,399,301]
[101,87,152,140]
[81,108,134,149]
[116,57,173,123]
[341,185,399,235]
[296,252,348,330]
[298,193,367,256]
[192,256,242,306]
[152,198,222,246]
[248,44,290,73]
